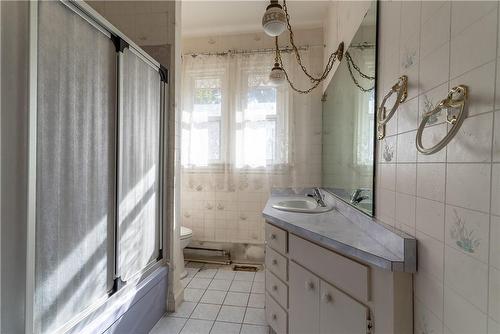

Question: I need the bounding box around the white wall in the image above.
[376,2,500,333]
[322,0,372,92]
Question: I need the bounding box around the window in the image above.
[181,56,289,170]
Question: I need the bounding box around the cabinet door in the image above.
[289,262,320,334]
[320,280,369,334]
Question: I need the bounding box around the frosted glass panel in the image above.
[35,2,116,333]
[119,49,161,281]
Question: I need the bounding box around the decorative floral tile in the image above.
[449,209,480,254]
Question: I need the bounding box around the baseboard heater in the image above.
[184,246,231,265]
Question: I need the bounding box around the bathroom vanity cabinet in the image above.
[264,222,413,334]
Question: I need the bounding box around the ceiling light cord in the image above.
[344,51,375,92]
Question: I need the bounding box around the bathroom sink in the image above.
[272,197,333,213]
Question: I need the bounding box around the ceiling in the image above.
[181,1,331,37]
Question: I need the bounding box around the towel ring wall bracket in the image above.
[415,85,468,155]
[377,75,408,140]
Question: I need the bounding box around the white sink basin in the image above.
[272,197,333,213]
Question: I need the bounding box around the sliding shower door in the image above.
[118,49,162,282]
[35,1,116,333]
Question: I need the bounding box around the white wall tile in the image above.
[446,163,491,213]
[397,130,418,163]
[416,197,445,241]
[491,215,500,270]
[415,298,444,334]
[445,205,490,263]
[420,1,450,58]
[380,163,396,191]
[494,112,500,163]
[447,113,494,163]
[396,163,417,195]
[379,135,397,163]
[450,10,498,78]
[417,163,446,202]
[415,272,444,320]
[377,189,396,225]
[443,286,487,334]
[418,83,449,126]
[416,230,444,281]
[492,164,500,216]
[489,317,500,334]
[490,266,500,323]
[444,246,489,312]
[420,42,450,94]
[395,192,416,228]
[450,1,498,37]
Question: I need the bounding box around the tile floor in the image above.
[150,262,269,334]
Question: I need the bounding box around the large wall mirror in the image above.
[322,1,377,216]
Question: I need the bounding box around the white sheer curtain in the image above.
[181,49,322,243]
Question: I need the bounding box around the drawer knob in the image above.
[272,314,277,321]
[322,293,333,303]
[272,285,278,291]
[272,259,278,265]
[270,233,277,240]
[305,281,315,291]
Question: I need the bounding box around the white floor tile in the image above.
[201,290,227,305]
[253,272,265,282]
[150,316,187,334]
[210,321,241,334]
[191,303,221,321]
[247,294,265,309]
[180,319,213,334]
[240,324,269,334]
[184,288,205,303]
[244,308,266,325]
[187,278,212,290]
[208,279,232,291]
[214,269,236,280]
[216,305,246,323]
[229,280,252,293]
[234,271,256,281]
[169,301,197,318]
[251,281,265,294]
[195,268,217,279]
[224,292,249,307]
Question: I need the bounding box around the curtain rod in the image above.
[184,44,324,57]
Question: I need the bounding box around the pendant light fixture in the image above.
[262,0,287,37]
[262,0,344,94]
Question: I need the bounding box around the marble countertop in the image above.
[262,188,417,272]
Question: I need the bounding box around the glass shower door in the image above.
[35,1,116,333]
[118,48,162,282]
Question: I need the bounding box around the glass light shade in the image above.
[262,4,286,37]
[269,64,286,86]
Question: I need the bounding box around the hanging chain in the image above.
[344,51,375,92]
[282,0,343,85]
[276,37,330,94]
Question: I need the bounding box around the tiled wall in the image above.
[376,1,500,333]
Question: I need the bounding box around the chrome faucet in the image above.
[351,188,370,204]
[307,187,326,207]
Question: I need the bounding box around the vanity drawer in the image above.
[266,293,288,334]
[266,246,288,282]
[266,223,288,254]
[266,269,288,309]
[289,234,369,302]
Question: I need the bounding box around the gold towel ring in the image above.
[416,85,468,155]
[377,75,408,139]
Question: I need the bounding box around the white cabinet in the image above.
[319,280,369,334]
[265,222,413,334]
[289,262,320,334]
